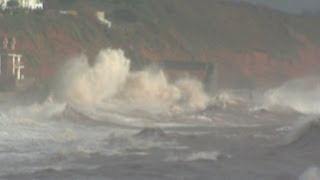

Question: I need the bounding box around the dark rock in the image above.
[134,127,166,139]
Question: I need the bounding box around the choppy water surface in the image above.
[0,49,319,180]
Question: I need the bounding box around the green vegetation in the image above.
[0,0,318,72]
[0,8,111,68]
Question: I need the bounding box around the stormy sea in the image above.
[0,49,319,180]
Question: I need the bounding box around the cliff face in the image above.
[1,0,320,89]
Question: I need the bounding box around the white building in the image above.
[96,11,112,28]
[18,0,43,10]
[0,0,9,9]
[0,0,43,10]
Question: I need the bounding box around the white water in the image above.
[165,151,230,162]
[57,49,130,105]
[300,167,320,180]
[57,48,209,114]
[286,117,320,144]
[1,49,320,179]
[252,77,320,115]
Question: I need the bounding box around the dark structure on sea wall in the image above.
[161,60,215,92]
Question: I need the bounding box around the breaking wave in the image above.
[210,90,251,109]
[165,151,230,162]
[299,166,320,180]
[286,117,320,145]
[57,49,130,105]
[56,48,210,114]
[252,77,320,115]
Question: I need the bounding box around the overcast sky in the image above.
[233,0,320,13]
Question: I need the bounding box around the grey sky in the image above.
[233,0,320,13]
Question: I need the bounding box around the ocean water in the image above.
[0,49,319,180]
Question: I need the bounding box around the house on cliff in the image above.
[0,37,33,91]
[0,0,9,9]
[1,0,43,10]
[18,0,43,10]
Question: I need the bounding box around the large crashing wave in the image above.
[56,49,209,113]
[57,49,130,105]
[252,77,320,115]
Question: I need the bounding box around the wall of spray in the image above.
[55,49,211,113]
